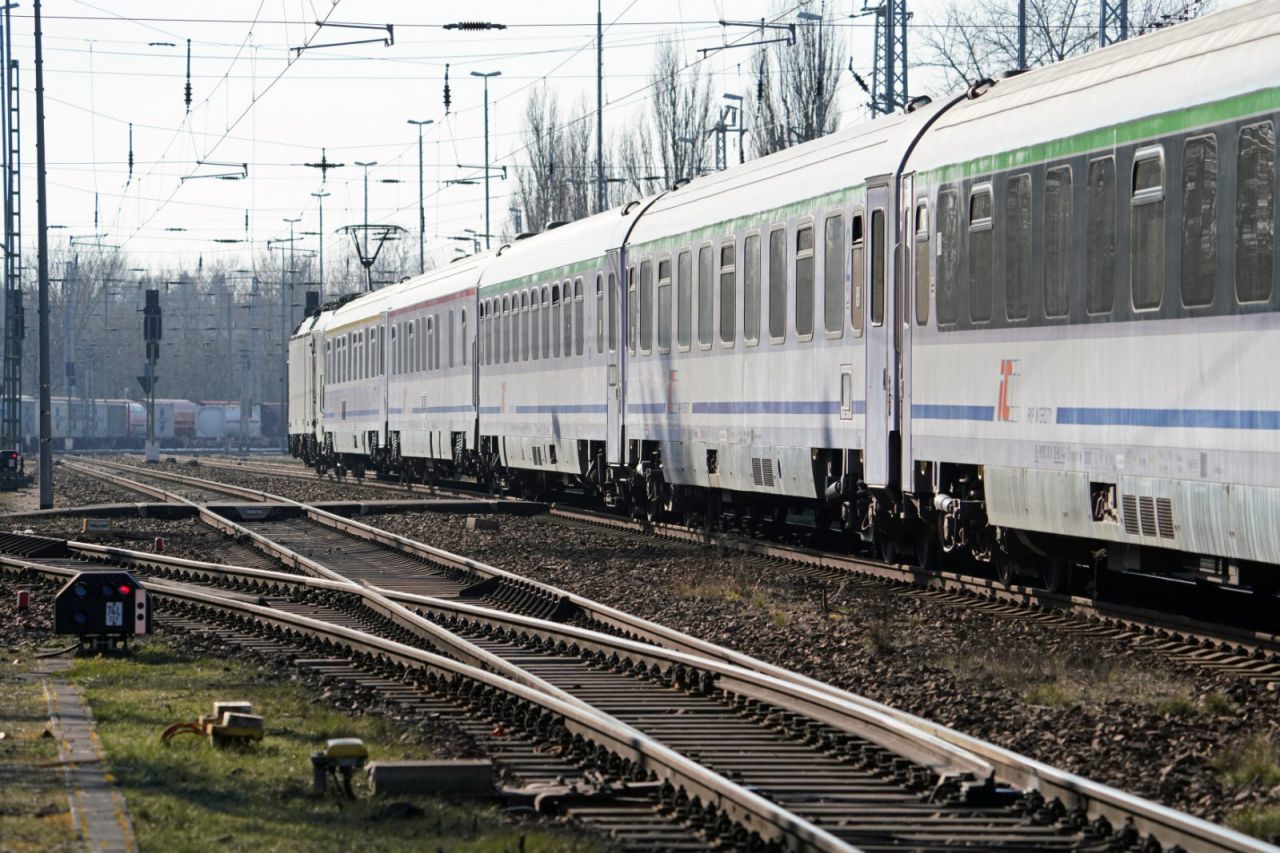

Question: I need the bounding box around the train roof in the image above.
[302,253,489,335]
[910,0,1280,174]
[478,205,636,297]
[625,103,935,248]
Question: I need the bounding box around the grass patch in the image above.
[1213,735,1280,790]
[0,656,78,851]
[1229,805,1280,840]
[1022,682,1074,708]
[942,644,1199,712]
[69,639,603,853]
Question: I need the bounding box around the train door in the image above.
[863,180,894,489]
[379,309,390,451]
[898,173,916,489]
[605,249,626,465]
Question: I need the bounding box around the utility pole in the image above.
[867,0,909,116]
[1017,0,1027,70]
[471,70,500,250]
[310,190,329,302]
[354,160,376,258]
[2,0,25,485]
[596,0,605,213]
[281,216,299,429]
[407,118,434,274]
[1099,0,1129,46]
[33,0,51,506]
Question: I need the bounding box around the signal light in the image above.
[118,584,132,595]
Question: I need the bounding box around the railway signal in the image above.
[139,288,160,462]
[54,570,150,653]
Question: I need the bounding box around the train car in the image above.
[153,399,197,442]
[904,1,1280,588]
[476,217,621,496]
[289,0,1280,591]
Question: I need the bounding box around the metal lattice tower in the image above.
[1100,0,1129,46]
[868,0,909,116]
[2,46,23,453]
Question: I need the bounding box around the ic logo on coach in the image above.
[997,359,1019,423]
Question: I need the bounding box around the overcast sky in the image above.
[8,0,1046,272]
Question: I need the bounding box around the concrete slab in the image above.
[368,759,495,796]
[39,659,137,853]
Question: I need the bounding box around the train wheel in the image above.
[873,525,899,564]
[915,520,941,572]
[1039,558,1069,594]
[996,555,1017,586]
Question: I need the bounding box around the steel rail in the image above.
[57,459,1276,851]
[56,539,998,784]
[0,556,854,853]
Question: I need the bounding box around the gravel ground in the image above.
[0,462,143,513]
[122,457,407,504]
[366,511,1280,836]
[13,455,1280,837]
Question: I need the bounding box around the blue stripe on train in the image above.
[1057,407,1280,430]
[911,404,996,421]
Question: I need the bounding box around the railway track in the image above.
[35,457,1272,850]
[118,454,1280,689]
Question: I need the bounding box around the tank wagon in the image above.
[290,2,1280,591]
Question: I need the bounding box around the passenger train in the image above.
[290,2,1280,592]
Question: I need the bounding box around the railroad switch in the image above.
[312,737,368,798]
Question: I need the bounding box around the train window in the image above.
[487,301,494,365]
[1237,121,1275,303]
[796,223,815,338]
[524,290,535,361]
[1131,146,1165,310]
[1044,166,1072,318]
[824,215,845,335]
[719,242,736,345]
[768,227,787,342]
[461,309,468,366]
[851,213,865,334]
[563,282,572,358]
[449,310,456,369]
[608,272,617,352]
[408,322,417,373]
[1181,134,1218,308]
[639,262,654,353]
[529,289,538,361]
[431,317,439,370]
[697,246,713,347]
[936,189,959,326]
[499,297,508,363]
[870,210,885,326]
[574,279,584,356]
[1086,158,1116,315]
[388,328,395,376]
[552,284,562,358]
[596,275,604,354]
[657,260,672,353]
[968,185,993,323]
[743,234,760,345]
[677,250,692,349]
[379,328,385,376]
[914,203,930,327]
[542,286,552,359]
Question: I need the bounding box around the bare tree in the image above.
[650,38,712,184]
[920,0,1214,92]
[751,7,846,156]
[512,84,572,234]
